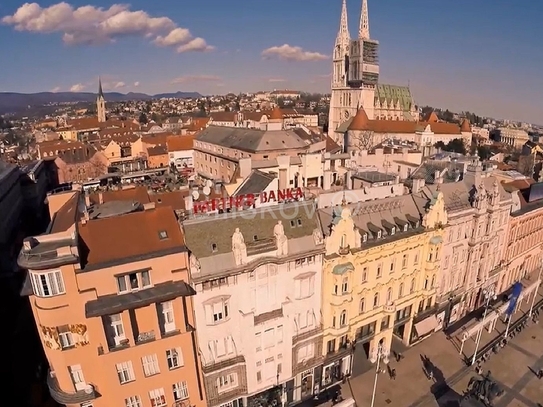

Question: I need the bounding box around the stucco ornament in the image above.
[313,228,324,245]
[232,228,247,266]
[189,254,201,274]
[274,221,289,256]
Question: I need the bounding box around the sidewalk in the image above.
[343,284,543,407]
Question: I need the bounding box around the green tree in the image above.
[138,112,148,124]
[150,112,159,122]
[477,146,492,160]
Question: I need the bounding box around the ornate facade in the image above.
[317,191,446,379]
[328,0,417,136]
[183,202,325,407]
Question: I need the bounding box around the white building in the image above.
[183,202,325,407]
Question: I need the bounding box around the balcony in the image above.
[202,355,246,375]
[18,235,79,270]
[47,370,99,405]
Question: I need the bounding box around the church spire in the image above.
[98,77,104,99]
[335,0,350,48]
[359,0,370,39]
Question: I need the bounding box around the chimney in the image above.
[143,202,156,211]
[98,192,104,204]
[412,178,425,193]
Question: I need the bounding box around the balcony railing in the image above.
[135,330,156,345]
[47,370,99,404]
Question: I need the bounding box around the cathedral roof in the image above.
[348,108,370,131]
[461,118,471,132]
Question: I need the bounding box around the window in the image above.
[414,252,419,265]
[402,254,408,269]
[341,277,349,293]
[362,233,368,243]
[205,299,229,324]
[263,328,275,349]
[125,396,142,407]
[107,314,126,346]
[373,293,379,308]
[217,373,238,392]
[359,298,365,314]
[399,283,404,298]
[377,230,382,239]
[386,288,393,304]
[166,348,183,369]
[116,270,151,293]
[213,337,234,357]
[211,243,218,252]
[376,264,382,278]
[403,224,408,232]
[297,343,315,362]
[30,270,65,297]
[255,332,262,351]
[141,354,160,377]
[158,230,168,240]
[158,301,176,333]
[390,260,395,273]
[362,267,368,282]
[294,275,315,299]
[173,381,189,401]
[339,310,347,326]
[265,358,275,380]
[58,325,74,349]
[116,361,135,384]
[391,227,395,235]
[68,364,86,391]
[277,326,283,344]
[149,388,167,407]
[410,278,416,293]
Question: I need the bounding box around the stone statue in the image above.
[232,228,247,266]
[71,324,89,346]
[189,255,201,274]
[274,221,288,256]
[464,373,504,406]
[313,228,323,245]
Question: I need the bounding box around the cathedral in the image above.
[328,0,418,135]
[97,78,106,123]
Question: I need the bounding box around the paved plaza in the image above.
[339,287,543,407]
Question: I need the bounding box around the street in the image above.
[338,291,543,407]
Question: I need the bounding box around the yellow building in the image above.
[317,191,447,385]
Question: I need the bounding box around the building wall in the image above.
[169,149,194,169]
[28,248,205,407]
[0,166,23,245]
[54,153,108,184]
[148,154,169,169]
[192,254,323,407]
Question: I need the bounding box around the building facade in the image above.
[183,202,325,407]
[413,158,512,328]
[317,191,447,382]
[19,190,206,407]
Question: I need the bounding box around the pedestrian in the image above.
[397,352,403,362]
[391,368,396,380]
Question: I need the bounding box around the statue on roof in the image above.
[189,255,201,274]
[313,228,324,245]
[232,228,247,266]
[274,221,288,256]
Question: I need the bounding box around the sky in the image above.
[0,0,542,123]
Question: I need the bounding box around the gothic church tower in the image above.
[328,0,379,138]
[97,78,106,123]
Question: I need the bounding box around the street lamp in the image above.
[472,286,496,366]
[369,342,390,407]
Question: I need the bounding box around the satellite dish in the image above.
[206,179,213,188]
[192,190,200,200]
[203,186,211,196]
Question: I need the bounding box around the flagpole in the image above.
[504,314,512,337]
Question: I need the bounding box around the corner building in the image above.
[317,192,447,380]
[18,189,206,407]
[183,202,325,407]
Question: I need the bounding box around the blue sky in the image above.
[0,0,541,123]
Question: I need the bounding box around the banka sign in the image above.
[193,187,304,214]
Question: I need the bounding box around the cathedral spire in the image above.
[335,0,350,48]
[98,77,104,99]
[359,0,370,39]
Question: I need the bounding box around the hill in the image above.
[0,91,203,114]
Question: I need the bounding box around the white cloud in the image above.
[70,83,85,92]
[113,81,125,89]
[261,44,328,62]
[268,78,286,83]
[176,37,214,53]
[134,81,140,87]
[50,86,61,92]
[171,75,221,84]
[2,2,213,53]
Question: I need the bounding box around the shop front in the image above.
[247,385,284,407]
[321,347,352,390]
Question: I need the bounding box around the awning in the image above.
[414,315,438,337]
[332,262,354,275]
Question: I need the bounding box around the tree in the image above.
[277,97,286,108]
[139,112,148,124]
[434,139,466,154]
[150,112,159,122]
[477,146,492,160]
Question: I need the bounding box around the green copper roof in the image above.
[375,84,413,112]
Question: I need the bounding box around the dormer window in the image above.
[290,220,296,228]
[297,219,302,226]
[362,233,368,243]
[403,224,408,232]
[415,221,420,228]
[211,243,218,253]
[391,227,395,235]
[253,235,258,241]
[377,230,382,239]
[158,230,168,240]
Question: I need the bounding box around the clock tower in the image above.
[328,0,379,142]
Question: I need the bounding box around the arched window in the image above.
[398,283,404,298]
[373,293,379,308]
[431,275,436,288]
[340,234,347,248]
[340,310,347,327]
[410,278,416,293]
[386,288,393,304]
[424,277,429,290]
[359,298,365,314]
